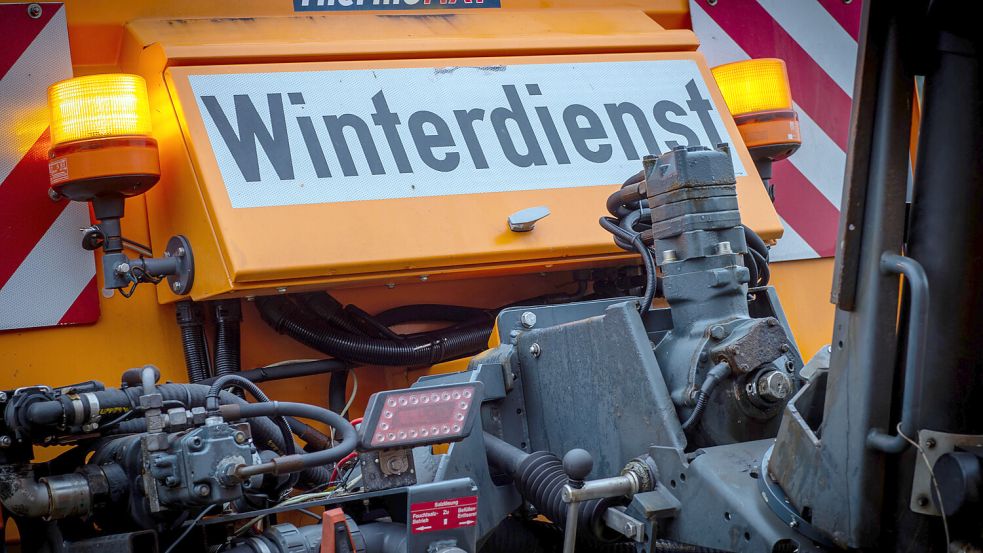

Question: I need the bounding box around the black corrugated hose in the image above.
[256,295,494,367]
[213,299,243,380]
[176,301,210,383]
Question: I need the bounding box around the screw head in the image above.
[27,3,42,18]
[196,483,211,497]
[172,281,182,292]
[234,431,247,444]
[0,436,12,448]
[163,475,180,487]
[789,520,799,528]
[115,262,131,275]
[916,495,929,507]
[529,343,542,358]
[709,325,727,340]
[520,311,537,329]
[926,438,937,449]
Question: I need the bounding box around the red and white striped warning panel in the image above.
[690,0,861,261]
[0,3,100,331]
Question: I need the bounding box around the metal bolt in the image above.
[115,262,131,275]
[163,476,180,487]
[767,318,779,327]
[757,371,793,401]
[789,520,799,529]
[420,275,429,282]
[715,241,733,255]
[385,283,396,289]
[662,250,678,262]
[916,495,929,507]
[196,484,211,497]
[190,437,203,449]
[780,343,790,353]
[48,188,63,202]
[172,282,182,292]
[27,3,42,19]
[175,247,186,257]
[0,436,12,448]
[709,325,727,340]
[529,343,542,358]
[0,391,7,402]
[234,431,247,444]
[926,438,937,449]
[624,522,635,535]
[785,360,795,373]
[163,251,172,257]
[520,311,537,329]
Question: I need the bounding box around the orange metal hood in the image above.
[115,9,782,300]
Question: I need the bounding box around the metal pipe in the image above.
[561,474,639,503]
[561,500,581,553]
[866,253,930,453]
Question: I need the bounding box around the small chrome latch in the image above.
[507,206,550,232]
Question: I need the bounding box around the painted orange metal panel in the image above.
[150,52,781,299]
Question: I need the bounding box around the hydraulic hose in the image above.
[374,304,489,326]
[257,295,492,367]
[329,370,349,416]
[221,401,357,478]
[205,375,295,456]
[198,359,349,386]
[213,299,243,381]
[599,217,658,311]
[176,301,210,383]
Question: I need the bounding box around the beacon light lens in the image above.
[48,74,153,146]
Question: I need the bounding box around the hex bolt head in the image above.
[709,325,727,340]
[196,484,211,497]
[520,311,537,329]
[163,476,180,487]
[234,431,247,445]
[115,262,131,275]
[172,282,183,292]
[756,371,793,402]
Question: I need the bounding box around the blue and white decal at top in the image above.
[294,0,501,11]
[190,60,744,209]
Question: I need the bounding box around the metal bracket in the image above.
[910,429,983,516]
[603,506,647,542]
[164,235,194,296]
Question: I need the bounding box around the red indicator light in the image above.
[360,383,481,450]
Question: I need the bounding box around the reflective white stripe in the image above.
[0,6,70,186]
[756,0,857,97]
[770,216,820,262]
[690,2,749,67]
[787,103,847,209]
[0,203,94,330]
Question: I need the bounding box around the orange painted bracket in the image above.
[320,508,356,553]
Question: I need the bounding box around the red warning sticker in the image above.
[410,495,478,534]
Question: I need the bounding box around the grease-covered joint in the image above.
[0,465,52,518]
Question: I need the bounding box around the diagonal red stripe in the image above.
[702,0,853,151]
[0,4,59,81]
[772,160,840,257]
[58,275,100,326]
[817,0,862,41]
[0,128,69,290]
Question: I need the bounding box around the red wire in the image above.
[329,450,359,485]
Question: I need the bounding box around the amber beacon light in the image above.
[46,74,194,297]
[712,59,801,197]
